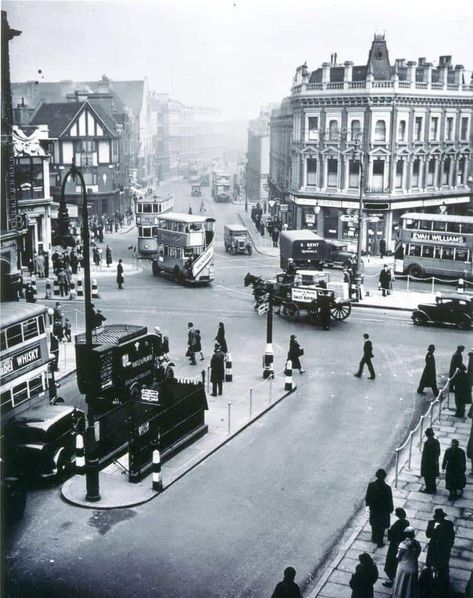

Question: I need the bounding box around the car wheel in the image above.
[412,312,427,326]
[408,264,425,279]
[53,447,70,481]
[457,316,471,330]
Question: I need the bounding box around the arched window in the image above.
[398,120,406,142]
[329,120,338,141]
[350,120,361,141]
[374,120,386,142]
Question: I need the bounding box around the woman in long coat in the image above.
[106,245,113,267]
[287,335,305,374]
[454,363,470,417]
[417,344,438,397]
[349,553,378,598]
[392,527,421,598]
[215,322,228,354]
[383,508,410,588]
[442,438,466,499]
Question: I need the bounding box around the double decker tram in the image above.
[395,212,473,279]
[151,212,216,284]
[135,194,174,257]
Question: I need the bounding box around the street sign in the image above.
[257,303,269,316]
[138,421,150,436]
[340,215,356,223]
[141,388,160,403]
[279,204,288,213]
[366,217,380,223]
[268,200,275,208]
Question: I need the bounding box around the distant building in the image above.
[247,105,275,204]
[12,124,54,266]
[29,100,122,217]
[1,10,23,300]
[269,35,473,253]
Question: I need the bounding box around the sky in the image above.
[4,0,473,120]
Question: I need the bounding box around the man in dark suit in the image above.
[354,333,375,379]
[210,343,225,396]
[449,345,465,391]
[420,427,441,493]
[426,508,455,595]
[365,468,393,547]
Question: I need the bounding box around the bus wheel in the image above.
[408,264,424,279]
[282,302,299,321]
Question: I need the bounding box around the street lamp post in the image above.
[262,284,274,379]
[57,159,100,502]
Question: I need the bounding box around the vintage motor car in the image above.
[191,183,202,197]
[411,293,473,330]
[4,404,85,480]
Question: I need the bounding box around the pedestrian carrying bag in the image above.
[298,347,304,356]
[185,347,193,358]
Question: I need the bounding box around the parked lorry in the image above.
[280,230,356,270]
[224,224,252,255]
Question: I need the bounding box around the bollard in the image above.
[457,278,465,294]
[284,360,294,391]
[45,278,53,299]
[152,448,163,492]
[75,434,85,473]
[69,280,76,300]
[77,277,84,297]
[225,353,233,382]
[31,275,37,295]
[53,277,60,296]
[91,278,100,299]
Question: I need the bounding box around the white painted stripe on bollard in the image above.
[284,360,293,391]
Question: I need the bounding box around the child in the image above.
[194,330,204,361]
[64,318,72,342]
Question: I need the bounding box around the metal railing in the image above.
[394,370,458,488]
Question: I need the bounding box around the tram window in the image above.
[7,324,23,348]
[170,247,176,258]
[184,247,193,257]
[12,382,28,407]
[158,244,164,255]
[441,247,454,260]
[143,204,152,213]
[190,223,202,231]
[143,228,152,238]
[175,248,183,259]
[408,244,421,256]
[23,318,39,340]
[446,222,461,233]
[153,204,159,213]
[422,246,434,258]
[152,227,157,236]
[419,220,432,231]
[455,248,468,261]
[29,375,44,396]
[163,245,169,256]
[1,389,12,414]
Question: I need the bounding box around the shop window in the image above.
[14,157,45,200]
[327,159,338,188]
[374,120,386,142]
[306,158,317,186]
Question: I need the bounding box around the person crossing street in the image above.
[354,333,375,380]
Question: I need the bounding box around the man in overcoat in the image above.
[116,259,124,289]
[417,344,438,397]
[420,427,441,493]
[449,345,465,391]
[442,438,466,499]
[365,468,393,547]
[210,343,225,396]
[378,264,392,296]
[426,508,455,595]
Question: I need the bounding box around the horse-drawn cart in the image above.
[244,270,352,324]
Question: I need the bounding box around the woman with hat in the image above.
[383,508,410,588]
[392,527,421,598]
[417,344,438,397]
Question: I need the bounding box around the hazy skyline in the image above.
[4,0,473,119]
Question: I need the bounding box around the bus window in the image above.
[175,248,183,259]
[422,246,434,258]
[441,247,454,260]
[22,318,39,341]
[455,248,469,261]
[153,204,159,213]
[12,382,28,407]
[1,330,7,352]
[163,245,169,256]
[29,375,44,395]
[434,246,442,259]
[7,324,23,348]
[405,219,418,230]
[408,244,421,256]
[170,247,176,258]
[446,222,461,233]
[420,220,432,231]
[190,223,202,231]
[152,227,157,236]
[461,223,473,234]
[1,389,12,415]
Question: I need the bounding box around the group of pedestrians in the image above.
[186,322,229,397]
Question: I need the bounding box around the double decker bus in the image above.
[212,170,231,202]
[395,212,473,279]
[135,194,174,257]
[151,212,216,284]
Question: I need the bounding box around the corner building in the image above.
[269,35,473,254]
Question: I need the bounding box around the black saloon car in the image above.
[412,294,473,330]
